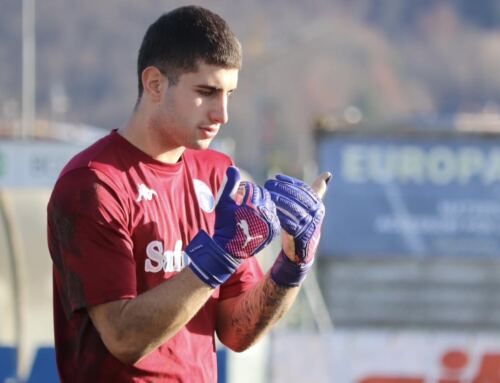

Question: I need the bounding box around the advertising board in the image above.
[317,131,500,257]
[271,330,500,383]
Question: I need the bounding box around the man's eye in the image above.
[198,89,214,96]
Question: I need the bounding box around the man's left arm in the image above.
[216,273,298,351]
[216,172,331,351]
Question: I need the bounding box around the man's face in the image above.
[151,62,239,151]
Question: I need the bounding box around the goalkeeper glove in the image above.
[265,174,326,287]
[187,166,280,288]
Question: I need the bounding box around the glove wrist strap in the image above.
[270,250,312,287]
[187,230,242,288]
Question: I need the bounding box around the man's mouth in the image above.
[199,125,219,139]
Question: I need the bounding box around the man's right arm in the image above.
[88,267,213,365]
[79,166,279,365]
[49,169,218,365]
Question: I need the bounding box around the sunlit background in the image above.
[1,1,500,382]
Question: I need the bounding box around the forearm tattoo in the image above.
[231,276,297,344]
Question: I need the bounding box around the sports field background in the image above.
[2,1,500,382]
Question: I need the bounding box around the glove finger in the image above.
[267,180,319,210]
[274,175,323,202]
[244,182,262,207]
[264,179,277,193]
[275,174,298,185]
[270,193,311,233]
[215,166,241,207]
[234,182,247,205]
[238,181,252,207]
[275,174,314,192]
[260,187,276,213]
[270,192,309,219]
[275,206,301,235]
[238,182,264,210]
[265,179,312,208]
[255,188,279,229]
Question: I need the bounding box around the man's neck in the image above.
[119,112,185,164]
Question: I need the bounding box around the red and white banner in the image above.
[270,330,500,383]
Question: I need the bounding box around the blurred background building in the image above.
[1,0,500,382]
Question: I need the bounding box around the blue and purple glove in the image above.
[187,166,280,288]
[264,174,326,287]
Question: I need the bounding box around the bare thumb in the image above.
[311,172,332,200]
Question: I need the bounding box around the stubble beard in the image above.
[150,108,215,152]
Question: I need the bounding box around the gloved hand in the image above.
[187,166,280,288]
[264,173,329,287]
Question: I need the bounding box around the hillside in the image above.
[1,0,500,178]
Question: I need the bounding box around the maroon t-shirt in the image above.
[47,131,263,382]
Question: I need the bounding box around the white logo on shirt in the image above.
[136,184,158,202]
[237,219,263,249]
[193,179,215,213]
[145,240,190,273]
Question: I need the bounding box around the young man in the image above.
[47,6,329,382]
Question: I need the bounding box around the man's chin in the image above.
[188,139,213,151]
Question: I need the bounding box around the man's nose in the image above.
[209,95,228,125]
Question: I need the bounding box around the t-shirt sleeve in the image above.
[218,257,264,300]
[48,168,136,317]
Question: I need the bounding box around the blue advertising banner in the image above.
[317,131,500,257]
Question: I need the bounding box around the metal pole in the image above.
[303,267,334,332]
[22,0,36,139]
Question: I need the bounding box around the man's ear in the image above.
[141,66,167,103]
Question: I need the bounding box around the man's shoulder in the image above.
[52,132,126,198]
[184,148,233,167]
[59,132,117,177]
[182,149,234,196]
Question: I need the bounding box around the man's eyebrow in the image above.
[196,85,236,93]
[196,85,219,90]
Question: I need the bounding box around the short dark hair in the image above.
[136,6,242,98]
